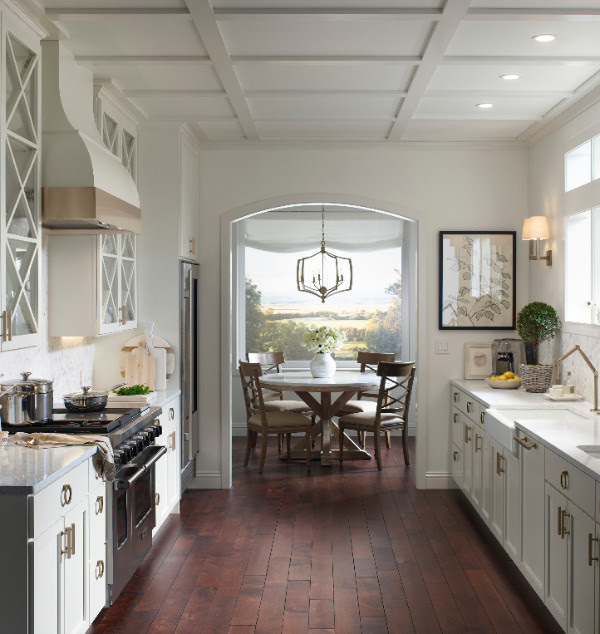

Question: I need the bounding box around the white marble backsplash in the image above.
[0,237,94,401]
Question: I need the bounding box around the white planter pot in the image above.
[310,352,336,378]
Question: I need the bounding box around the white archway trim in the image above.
[220,193,429,489]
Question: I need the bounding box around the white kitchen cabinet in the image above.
[504,449,521,563]
[545,480,596,634]
[180,130,199,259]
[480,429,492,524]
[489,439,505,543]
[48,233,137,336]
[451,443,463,488]
[516,431,546,599]
[88,482,107,622]
[462,420,473,496]
[154,395,182,534]
[0,11,43,350]
[471,426,485,511]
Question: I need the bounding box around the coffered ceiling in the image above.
[39,0,600,144]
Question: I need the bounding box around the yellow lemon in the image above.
[503,371,515,379]
[497,376,508,381]
[513,375,520,381]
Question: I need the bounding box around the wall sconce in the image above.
[522,215,552,266]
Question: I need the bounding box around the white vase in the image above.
[310,352,336,378]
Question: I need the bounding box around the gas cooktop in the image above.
[3,408,143,434]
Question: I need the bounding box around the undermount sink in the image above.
[577,445,600,459]
[485,408,589,454]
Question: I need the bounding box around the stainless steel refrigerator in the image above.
[179,259,199,490]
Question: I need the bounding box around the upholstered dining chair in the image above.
[338,361,415,470]
[338,351,395,448]
[239,361,313,473]
[247,351,314,452]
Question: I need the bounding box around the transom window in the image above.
[565,135,600,192]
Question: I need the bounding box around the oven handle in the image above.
[114,445,167,490]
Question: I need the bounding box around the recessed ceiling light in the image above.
[500,74,520,81]
[532,34,556,43]
[477,103,494,109]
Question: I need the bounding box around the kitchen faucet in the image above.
[553,345,599,413]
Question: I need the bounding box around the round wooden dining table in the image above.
[259,370,381,466]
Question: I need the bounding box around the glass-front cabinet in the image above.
[1,15,42,350]
[98,234,137,334]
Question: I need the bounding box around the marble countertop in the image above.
[451,378,600,482]
[0,444,97,494]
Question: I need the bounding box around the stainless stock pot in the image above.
[0,372,53,425]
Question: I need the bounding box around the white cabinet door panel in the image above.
[545,484,568,631]
[504,451,521,564]
[31,518,62,634]
[62,498,88,634]
[569,503,595,634]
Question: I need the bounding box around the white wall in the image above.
[529,100,600,400]
[196,144,530,488]
[0,237,94,403]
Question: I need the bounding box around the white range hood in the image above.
[41,41,141,233]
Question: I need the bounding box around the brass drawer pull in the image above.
[589,534,599,567]
[155,492,161,505]
[61,523,75,558]
[558,506,563,536]
[453,450,459,462]
[480,411,485,424]
[561,509,570,538]
[169,407,175,420]
[496,452,505,475]
[474,434,482,453]
[464,424,471,444]
[453,392,458,403]
[514,436,538,451]
[453,413,458,423]
[466,401,472,413]
[95,560,105,579]
[560,470,569,490]
[61,484,72,506]
[95,495,104,515]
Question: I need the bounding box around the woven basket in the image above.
[519,364,553,393]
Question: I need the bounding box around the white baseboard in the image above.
[188,471,223,489]
[424,471,453,489]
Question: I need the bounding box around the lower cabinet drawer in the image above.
[31,460,89,539]
[545,449,595,518]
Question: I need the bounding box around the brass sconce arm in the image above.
[553,345,599,413]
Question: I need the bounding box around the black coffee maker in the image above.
[492,339,526,375]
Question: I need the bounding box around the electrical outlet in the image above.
[435,340,449,354]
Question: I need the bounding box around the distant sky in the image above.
[246,246,402,309]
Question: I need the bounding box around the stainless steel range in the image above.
[5,406,167,604]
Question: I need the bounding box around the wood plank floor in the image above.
[89,436,563,633]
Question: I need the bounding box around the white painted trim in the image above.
[188,472,223,489]
[221,193,429,490]
[425,471,454,489]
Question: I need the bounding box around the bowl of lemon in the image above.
[485,371,522,389]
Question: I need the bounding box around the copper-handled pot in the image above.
[63,383,126,413]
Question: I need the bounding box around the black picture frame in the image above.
[439,230,516,330]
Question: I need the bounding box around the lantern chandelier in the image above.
[296,206,353,303]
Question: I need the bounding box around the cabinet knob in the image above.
[155,492,160,506]
[61,484,73,507]
[169,407,175,420]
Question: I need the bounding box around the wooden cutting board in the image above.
[124,342,156,389]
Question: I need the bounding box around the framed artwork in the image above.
[439,231,516,330]
[464,342,493,379]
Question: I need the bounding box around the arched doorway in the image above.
[220,194,429,488]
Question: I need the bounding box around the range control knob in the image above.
[134,433,150,448]
[127,441,139,458]
[151,424,163,437]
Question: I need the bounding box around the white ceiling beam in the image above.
[214,7,441,20]
[255,116,397,122]
[232,55,421,64]
[75,55,212,64]
[466,8,600,21]
[442,56,600,66]
[412,114,542,121]
[184,0,258,141]
[125,89,226,97]
[424,90,573,98]
[46,7,190,19]
[247,90,409,96]
[387,0,472,140]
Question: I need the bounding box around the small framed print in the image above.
[464,342,493,379]
[439,231,516,330]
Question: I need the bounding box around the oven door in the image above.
[109,445,167,603]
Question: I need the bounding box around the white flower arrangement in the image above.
[303,325,346,354]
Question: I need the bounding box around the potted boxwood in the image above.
[516,301,561,392]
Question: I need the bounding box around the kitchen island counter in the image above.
[0,443,97,494]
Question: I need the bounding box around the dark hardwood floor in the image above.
[89,436,563,633]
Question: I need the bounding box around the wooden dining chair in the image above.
[239,361,313,473]
[247,351,314,452]
[338,351,395,448]
[338,361,415,470]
